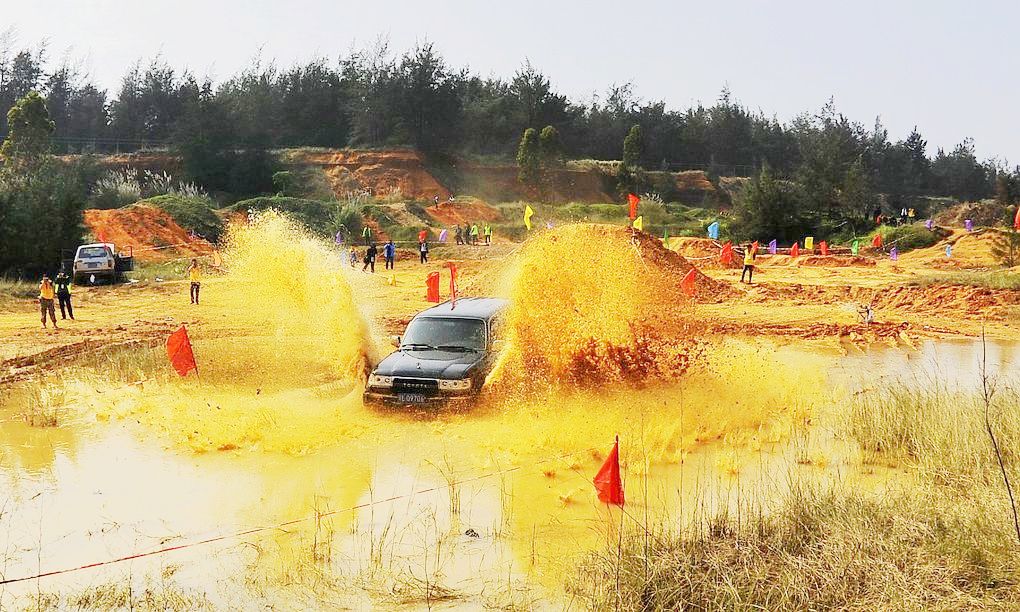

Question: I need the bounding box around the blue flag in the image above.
[707,222,719,240]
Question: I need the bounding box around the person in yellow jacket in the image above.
[740,244,756,284]
[187,258,202,304]
[39,274,58,328]
[483,224,492,245]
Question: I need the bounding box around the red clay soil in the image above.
[630,229,732,298]
[767,255,876,267]
[83,205,214,262]
[675,170,715,192]
[292,149,450,201]
[425,198,503,226]
[667,237,743,269]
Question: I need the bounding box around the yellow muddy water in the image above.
[1,218,1019,608]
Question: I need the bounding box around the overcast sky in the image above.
[9,0,1019,163]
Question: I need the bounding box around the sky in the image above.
[8,0,1019,163]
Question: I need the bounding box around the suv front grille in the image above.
[393,378,440,396]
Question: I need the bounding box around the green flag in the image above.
[851,239,859,255]
[663,227,670,244]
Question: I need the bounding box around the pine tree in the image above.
[516,127,540,187]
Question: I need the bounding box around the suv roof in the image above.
[417,297,509,320]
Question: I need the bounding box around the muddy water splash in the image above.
[482,224,706,391]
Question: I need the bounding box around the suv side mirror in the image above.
[392,335,401,348]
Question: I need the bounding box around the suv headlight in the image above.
[368,374,394,388]
[439,378,472,391]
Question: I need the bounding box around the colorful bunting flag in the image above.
[946,244,953,258]
[965,219,973,232]
[166,325,197,377]
[438,229,448,243]
[335,230,344,245]
[925,219,933,230]
[804,237,814,251]
[663,227,670,244]
[871,234,883,248]
[593,436,624,506]
[681,268,698,297]
[819,241,829,256]
[425,272,440,303]
[890,247,898,261]
[524,205,534,230]
[790,242,799,257]
[851,239,860,256]
[768,239,777,255]
[632,216,643,231]
[720,241,734,265]
[707,222,720,240]
[627,193,640,220]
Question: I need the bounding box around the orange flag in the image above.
[790,242,799,257]
[819,241,829,256]
[720,241,734,265]
[681,268,698,297]
[627,193,639,220]
[871,234,883,248]
[1014,206,1020,230]
[593,436,624,506]
[444,262,458,308]
[166,325,197,377]
[425,272,440,303]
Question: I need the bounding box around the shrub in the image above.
[89,170,142,210]
[871,223,942,252]
[230,196,361,239]
[143,194,224,241]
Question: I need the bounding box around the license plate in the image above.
[398,393,428,404]
[87,263,100,268]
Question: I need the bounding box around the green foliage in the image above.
[621,124,642,169]
[870,223,940,252]
[990,228,1020,268]
[272,171,296,195]
[230,196,361,238]
[143,194,224,241]
[516,127,540,187]
[538,125,561,164]
[731,166,807,242]
[908,269,1020,290]
[0,91,54,166]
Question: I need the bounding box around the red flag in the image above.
[425,272,440,303]
[819,241,829,256]
[681,268,698,297]
[720,241,733,265]
[593,436,624,506]
[166,325,197,377]
[418,229,427,243]
[1014,206,1020,230]
[751,241,759,254]
[444,262,458,308]
[790,242,799,257]
[871,234,883,248]
[627,193,639,220]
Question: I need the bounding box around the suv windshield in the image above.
[402,317,486,351]
[79,246,110,258]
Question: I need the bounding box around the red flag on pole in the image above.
[819,241,829,256]
[166,325,197,377]
[871,234,883,248]
[681,268,698,297]
[790,242,799,257]
[425,272,440,303]
[444,262,458,308]
[627,193,639,220]
[593,436,624,506]
[720,241,733,265]
[1013,206,1020,230]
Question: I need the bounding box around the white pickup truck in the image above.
[71,243,134,284]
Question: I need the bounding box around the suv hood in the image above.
[373,349,484,379]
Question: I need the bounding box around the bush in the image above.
[230,196,361,239]
[143,194,224,242]
[89,170,142,210]
[871,223,942,252]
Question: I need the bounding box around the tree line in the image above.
[2,35,1014,204]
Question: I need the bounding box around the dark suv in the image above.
[364,297,508,407]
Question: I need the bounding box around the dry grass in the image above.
[843,385,1020,487]
[20,385,63,427]
[908,270,1020,290]
[571,483,1020,610]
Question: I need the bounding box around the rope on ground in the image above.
[0,445,598,586]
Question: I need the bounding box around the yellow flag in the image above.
[804,236,814,250]
[524,205,534,230]
[632,216,643,231]
[212,250,222,267]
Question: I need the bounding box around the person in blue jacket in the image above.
[383,240,396,270]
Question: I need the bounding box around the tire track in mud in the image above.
[0,320,177,386]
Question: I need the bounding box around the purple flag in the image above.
[925,219,933,230]
[439,229,448,243]
[768,239,777,255]
[964,219,973,231]
[546,221,554,229]
[890,247,898,261]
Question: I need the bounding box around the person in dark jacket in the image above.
[363,243,377,273]
[419,240,429,264]
[383,240,396,269]
[54,271,74,320]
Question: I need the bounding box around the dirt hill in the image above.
[83,205,214,262]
